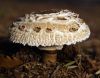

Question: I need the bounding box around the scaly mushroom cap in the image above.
[9,10,90,47]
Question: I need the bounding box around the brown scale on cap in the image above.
[46,28,52,33]
[69,22,80,32]
[57,16,66,20]
[33,27,41,32]
[18,25,25,31]
[69,27,78,32]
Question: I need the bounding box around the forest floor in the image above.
[0,38,100,78]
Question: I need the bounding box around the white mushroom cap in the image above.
[9,10,90,47]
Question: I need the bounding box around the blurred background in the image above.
[0,0,100,39]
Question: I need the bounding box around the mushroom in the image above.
[9,10,90,64]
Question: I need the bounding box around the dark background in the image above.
[0,0,100,39]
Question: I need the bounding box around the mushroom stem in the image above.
[42,50,57,64]
[38,46,63,64]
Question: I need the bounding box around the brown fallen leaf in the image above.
[0,55,23,68]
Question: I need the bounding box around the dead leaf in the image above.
[0,56,23,68]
